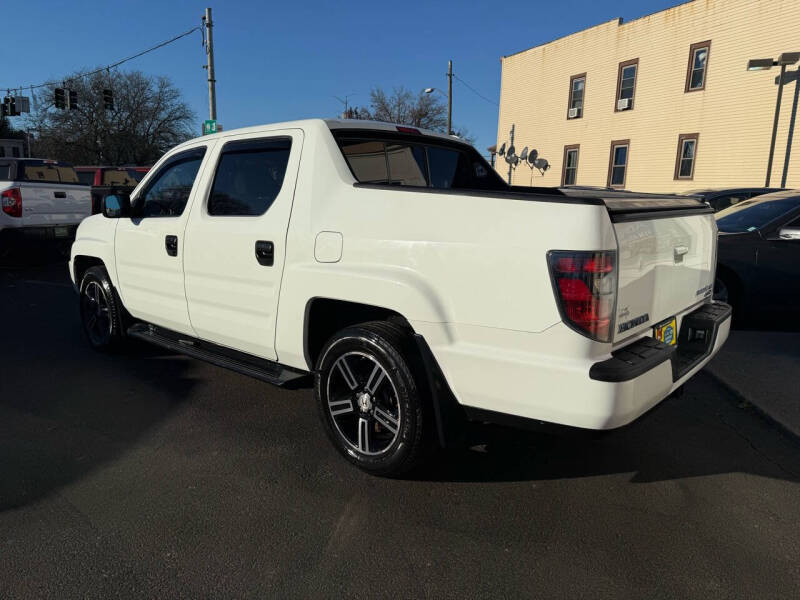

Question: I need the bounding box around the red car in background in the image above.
[75,166,151,214]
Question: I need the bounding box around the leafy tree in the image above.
[25,69,195,165]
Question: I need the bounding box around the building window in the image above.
[615,59,638,111]
[674,133,699,180]
[561,144,579,185]
[607,140,629,188]
[685,41,711,92]
[12,146,20,158]
[567,73,586,119]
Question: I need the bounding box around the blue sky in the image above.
[4,0,680,155]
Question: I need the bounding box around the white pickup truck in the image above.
[0,158,91,256]
[69,119,730,475]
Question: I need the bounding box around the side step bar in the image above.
[127,323,311,388]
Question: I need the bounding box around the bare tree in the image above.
[352,86,474,143]
[25,69,195,165]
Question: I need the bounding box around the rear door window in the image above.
[208,137,292,216]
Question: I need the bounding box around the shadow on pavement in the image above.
[410,373,800,484]
[0,258,197,511]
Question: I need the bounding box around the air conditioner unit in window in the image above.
[568,107,581,118]
[617,98,632,111]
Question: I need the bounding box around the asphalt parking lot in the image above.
[2,255,800,599]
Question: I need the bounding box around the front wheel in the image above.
[79,266,127,351]
[315,321,427,476]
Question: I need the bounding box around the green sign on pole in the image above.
[203,119,218,135]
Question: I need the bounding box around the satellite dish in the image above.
[507,145,516,157]
[527,149,538,165]
[519,146,528,162]
[498,142,506,156]
[534,158,550,171]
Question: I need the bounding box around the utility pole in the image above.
[507,124,515,185]
[447,60,453,135]
[204,7,217,121]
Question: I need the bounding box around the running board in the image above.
[127,323,311,388]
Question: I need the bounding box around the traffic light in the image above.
[68,90,78,110]
[54,88,66,109]
[102,89,114,110]
[0,96,18,117]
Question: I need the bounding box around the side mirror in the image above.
[778,227,800,240]
[102,193,131,218]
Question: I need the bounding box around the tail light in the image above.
[548,250,617,342]
[1,188,22,218]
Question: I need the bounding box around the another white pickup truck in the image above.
[69,119,731,475]
[0,158,91,256]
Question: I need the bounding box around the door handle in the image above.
[165,235,178,257]
[255,240,274,266]
[54,191,66,198]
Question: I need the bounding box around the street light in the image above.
[747,52,800,186]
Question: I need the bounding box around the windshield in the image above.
[715,193,800,232]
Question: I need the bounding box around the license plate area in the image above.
[653,317,677,346]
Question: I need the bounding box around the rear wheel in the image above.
[315,321,427,476]
[79,266,127,351]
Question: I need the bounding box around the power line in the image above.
[1,25,202,93]
[453,74,499,107]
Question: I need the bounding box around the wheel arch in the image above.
[303,297,414,370]
[73,255,107,287]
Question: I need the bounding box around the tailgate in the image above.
[20,182,92,227]
[607,197,716,342]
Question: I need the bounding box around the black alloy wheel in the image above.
[315,321,427,476]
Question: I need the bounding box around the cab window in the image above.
[136,148,206,217]
[208,138,292,216]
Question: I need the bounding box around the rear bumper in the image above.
[414,301,731,432]
[590,302,732,384]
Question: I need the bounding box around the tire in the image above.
[79,265,128,351]
[315,321,427,476]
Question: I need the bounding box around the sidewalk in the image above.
[704,329,800,439]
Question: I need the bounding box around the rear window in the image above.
[102,169,139,186]
[336,133,505,191]
[23,164,60,182]
[21,163,81,184]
